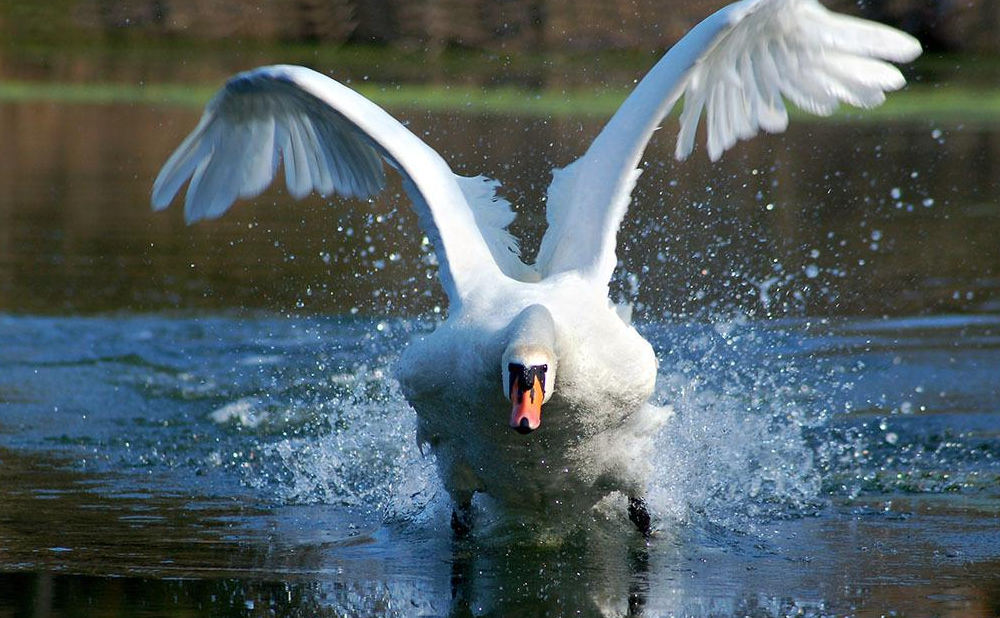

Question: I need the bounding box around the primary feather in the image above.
[535,0,920,289]
[151,65,534,305]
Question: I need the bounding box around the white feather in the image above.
[455,175,539,283]
[535,0,921,288]
[151,65,531,305]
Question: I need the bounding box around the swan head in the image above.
[500,305,557,434]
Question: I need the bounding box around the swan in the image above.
[151,0,920,536]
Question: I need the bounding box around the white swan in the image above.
[152,0,920,535]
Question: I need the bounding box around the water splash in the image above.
[212,314,833,538]
[21,311,987,543]
[214,360,446,525]
[645,317,826,533]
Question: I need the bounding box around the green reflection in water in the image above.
[2,79,1000,122]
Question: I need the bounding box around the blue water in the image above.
[1,312,997,616]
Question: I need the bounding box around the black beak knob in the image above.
[515,417,533,434]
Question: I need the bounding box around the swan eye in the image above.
[508,363,548,400]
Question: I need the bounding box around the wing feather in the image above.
[535,0,920,288]
[152,65,534,303]
[238,118,278,199]
[750,43,789,133]
[153,118,218,208]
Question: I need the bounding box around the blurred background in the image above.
[0,0,998,319]
[5,0,998,52]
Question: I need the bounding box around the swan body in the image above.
[151,0,921,529]
[397,273,659,517]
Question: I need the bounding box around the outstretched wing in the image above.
[534,0,921,289]
[152,64,533,305]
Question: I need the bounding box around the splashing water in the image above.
[644,317,826,533]
[198,313,837,538]
[6,311,994,547]
[241,367,448,526]
[2,309,999,618]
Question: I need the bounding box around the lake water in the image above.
[0,47,999,617]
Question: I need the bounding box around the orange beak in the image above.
[510,376,543,434]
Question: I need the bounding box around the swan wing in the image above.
[534,0,921,289]
[152,65,533,305]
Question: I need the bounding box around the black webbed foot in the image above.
[628,496,652,537]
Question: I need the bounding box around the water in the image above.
[1,314,998,615]
[1,48,1000,616]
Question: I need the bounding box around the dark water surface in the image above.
[0,314,998,616]
[2,50,1000,318]
[1,49,999,617]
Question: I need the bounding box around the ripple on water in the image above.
[1,313,998,539]
[1,312,999,615]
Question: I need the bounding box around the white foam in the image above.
[238,320,825,537]
[210,398,269,428]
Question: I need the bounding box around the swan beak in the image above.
[510,377,543,434]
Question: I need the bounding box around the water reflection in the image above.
[0,449,264,575]
[4,521,1000,617]
[445,531,652,616]
[2,445,998,617]
[1,74,999,317]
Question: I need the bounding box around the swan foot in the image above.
[451,501,473,539]
[628,496,652,537]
